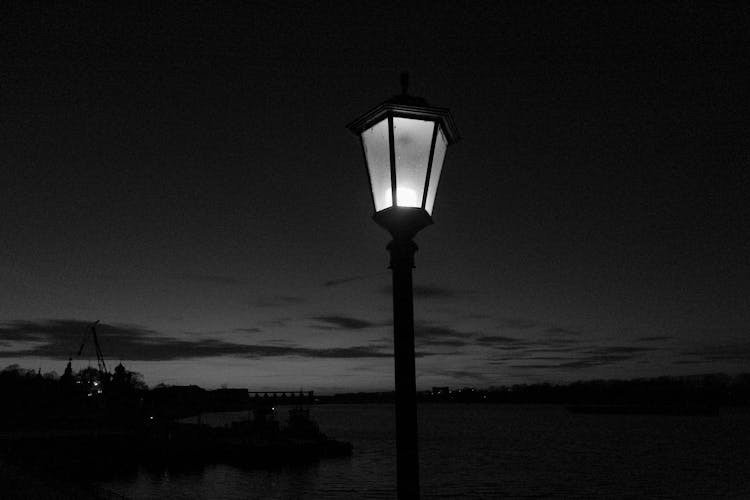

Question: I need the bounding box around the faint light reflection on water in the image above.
[99,404,750,499]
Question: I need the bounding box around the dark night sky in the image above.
[2,2,749,391]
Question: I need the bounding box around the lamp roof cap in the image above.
[346,72,459,143]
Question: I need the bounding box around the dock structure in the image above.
[249,391,314,406]
[145,387,315,418]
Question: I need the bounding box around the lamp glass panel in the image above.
[361,118,393,211]
[392,117,434,208]
[424,126,448,215]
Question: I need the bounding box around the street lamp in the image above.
[347,74,459,499]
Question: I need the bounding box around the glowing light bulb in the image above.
[384,187,419,208]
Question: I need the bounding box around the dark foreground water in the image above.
[97,404,750,499]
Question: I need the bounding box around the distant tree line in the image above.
[4,365,749,411]
[420,373,750,406]
[322,373,750,406]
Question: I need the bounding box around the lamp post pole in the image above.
[347,77,458,500]
[388,237,420,498]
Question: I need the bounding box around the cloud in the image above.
[476,335,582,352]
[338,320,474,353]
[254,296,306,308]
[499,342,660,371]
[520,356,573,362]
[557,355,634,369]
[413,285,473,299]
[262,339,294,346]
[297,346,391,358]
[233,327,262,334]
[636,336,673,342]
[497,318,537,329]
[681,343,750,362]
[556,355,635,369]
[260,318,290,328]
[508,344,655,371]
[544,327,583,336]
[323,272,386,287]
[377,284,479,300]
[411,323,477,353]
[532,337,581,347]
[510,364,565,370]
[475,335,522,345]
[0,319,396,361]
[171,274,244,286]
[439,370,492,382]
[488,345,530,351]
[584,346,657,355]
[510,353,636,370]
[312,315,380,330]
[0,320,162,360]
[416,323,471,340]
[418,338,469,348]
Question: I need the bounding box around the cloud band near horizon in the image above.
[0,319,394,361]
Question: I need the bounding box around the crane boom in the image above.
[90,321,108,376]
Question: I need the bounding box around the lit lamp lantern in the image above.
[346,78,459,239]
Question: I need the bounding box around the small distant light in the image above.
[93,381,99,386]
[271,407,275,411]
[149,416,154,420]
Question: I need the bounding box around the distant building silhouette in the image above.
[432,387,449,397]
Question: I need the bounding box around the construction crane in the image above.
[76,320,109,378]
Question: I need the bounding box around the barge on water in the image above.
[1,406,352,470]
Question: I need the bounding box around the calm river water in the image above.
[98,404,750,499]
